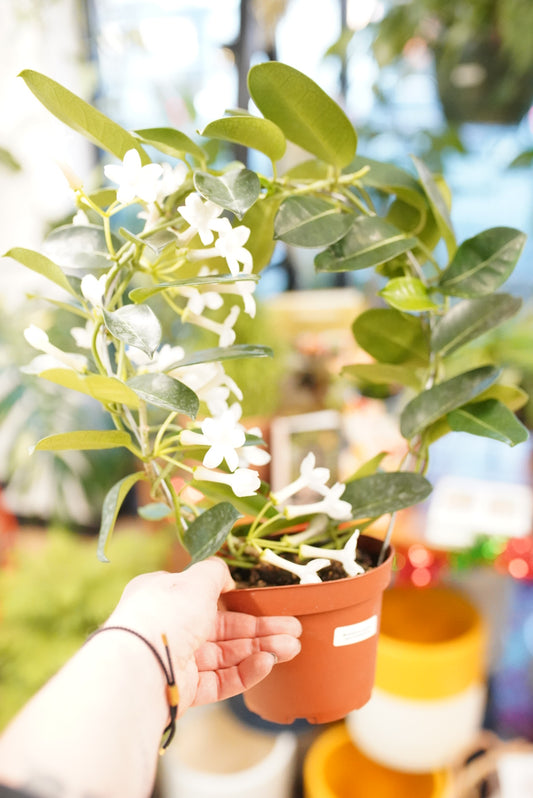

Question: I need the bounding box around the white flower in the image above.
[127,343,185,373]
[193,465,261,497]
[24,325,87,372]
[300,530,364,577]
[238,426,271,468]
[177,194,224,245]
[285,482,352,521]
[181,409,246,472]
[183,287,224,316]
[216,279,257,317]
[184,305,240,347]
[171,361,242,417]
[104,149,163,204]
[271,452,331,505]
[158,161,187,201]
[261,548,331,585]
[72,209,89,226]
[81,273,107,307]
[71,322,93,349]
[214,218,253,275]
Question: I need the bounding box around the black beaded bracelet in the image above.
[86,625,179,752]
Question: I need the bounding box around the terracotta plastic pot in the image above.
[221,535,393,724]
[303,723,449,798]
[347,586,488,771]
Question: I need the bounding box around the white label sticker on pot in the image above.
[333,615,378,647]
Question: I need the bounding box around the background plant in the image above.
[5,61,528,578]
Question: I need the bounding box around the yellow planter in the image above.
[347,586,488,772]
[303,723,449,798]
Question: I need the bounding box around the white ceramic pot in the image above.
[157,702,298,798]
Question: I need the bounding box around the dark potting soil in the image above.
[229,547,376,589]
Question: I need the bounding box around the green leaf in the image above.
[431,294,522,357]
[42,225,117,276]
[32,430,134,453]
[176,344,273,369]
[200,115,286,163]
[411,156,456,258]
[134,127,206,163]
[194,168,261,219]
[400,366,500,440]
[379,277,439,311]
[137,502,173,521]
[103,305,162,358]
[274,196,354,247]
[127,373,199,417]
[191,479,274,520]
[248,61,357,168]
[352,308,429,365]
[39,369,140,408]
[129,273,258,303]
[349,155,426,209]
[342,362,421,391]
[183,502,241,564]
[447,399,529,447]
[241,194,282,273]
[476,383,529,412]
[439,227,526,298]
[97,472,147,562]
[315,216,418,272]
[20,70,149,164]
[342,472,432,518]
[347,452,388,479]
[4,247,77,297]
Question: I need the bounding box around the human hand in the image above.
[105,558,302,713]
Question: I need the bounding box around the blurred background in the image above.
[2,1,533,795]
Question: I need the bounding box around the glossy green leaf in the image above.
[400,366,500,440]
[342,362,421,391]
[194,168,261,219]
[39,369,140,408]
[42,225,117,276]
[127,373,199,418]
[431,294,522,357]
[380,276,439,311]
[274,196,354,247]
[32,430,134,453]
[103,305,162,358]
[5,247,77,297]
[183,502,241,563]
[315,216,417,272]
[200,115,286,163]
[411,156,456,258]
[191,478,274,520]
[349,155,426,209]
[352,308,429,365]
[343,472,432,518]
[134,127,206,163]
[129,273,258,303]
[176,344,273,369]
[137,502,173,520]
[447,399,529,447]
[438,227,526,297]
[20,70,149,164]
[97,472,147,562]
[248,61,357,168]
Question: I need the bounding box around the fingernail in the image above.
[268,652,278,664]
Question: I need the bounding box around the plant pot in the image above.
[303,722,449,798]
[157,701,298,798]
[221,535,394,724]
[346,586,488,772]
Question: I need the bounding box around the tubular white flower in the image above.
[285,482,352,521]
[170,362,242,417]
[157,161,187,201]
[214,218,253,275]
[238,425,271,468]
[24,325,87,372]
[81,273,107,307]
[127,343,185,373]
[260,548,331,584]
[193,465,261,497]
[300,530,364,577]
[216,279,257,318]
[200,410,247,471]
[271,452,331,506]
[104,149,163,204]
[183,287,224,316]
[177,193,224,245]
[184,305,240,347]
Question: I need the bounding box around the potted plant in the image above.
[5,60,528,723]
[371,0,533,125]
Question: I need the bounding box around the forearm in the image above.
[0,633,169,798]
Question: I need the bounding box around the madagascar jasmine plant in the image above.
[5,61,529,584]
